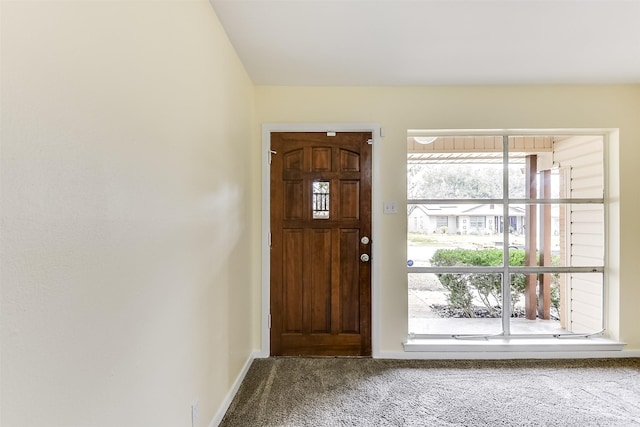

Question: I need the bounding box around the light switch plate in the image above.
[383,200,397,214]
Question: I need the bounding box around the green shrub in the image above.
[430,248,564,318]
[431,248,526,317]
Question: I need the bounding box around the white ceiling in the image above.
[210,0,640,86]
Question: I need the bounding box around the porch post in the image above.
[525,155,538,320]
[539,169,551,319]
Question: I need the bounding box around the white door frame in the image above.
[261,123,382,357]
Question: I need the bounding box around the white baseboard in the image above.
[209,350,262,427]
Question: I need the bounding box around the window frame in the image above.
[407,132,607,338]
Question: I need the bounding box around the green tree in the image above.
[408,163,525,199]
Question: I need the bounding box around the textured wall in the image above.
[1,1,257,426]
[255,84,640,352]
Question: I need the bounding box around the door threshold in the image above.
[403,336,625,353]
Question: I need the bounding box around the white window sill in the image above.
[403,336,625,354]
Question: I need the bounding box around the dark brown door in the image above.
[270,132,372,356]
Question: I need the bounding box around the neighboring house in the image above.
[407,205,444,233]
[408,203,526,235]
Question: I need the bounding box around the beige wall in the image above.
[2,1,639,425]
[255,85,640,352]
[1,1,256,426]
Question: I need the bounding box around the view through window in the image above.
[407,133,605,337]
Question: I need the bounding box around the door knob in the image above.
[360,254,370,262]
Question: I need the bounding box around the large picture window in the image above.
[407,133,605,337]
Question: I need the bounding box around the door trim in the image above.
[261,123,382,358]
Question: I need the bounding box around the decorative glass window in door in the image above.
[312,180,330,219]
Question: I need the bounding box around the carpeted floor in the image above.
[220,357,640,426]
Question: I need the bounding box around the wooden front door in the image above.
[270,132,372,356]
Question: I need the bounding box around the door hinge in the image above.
[367,138,373,145]
[268,314,272,329]
[269,149,277,164]
[268,232,272,248]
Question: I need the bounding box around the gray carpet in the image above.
[220,357,640,426]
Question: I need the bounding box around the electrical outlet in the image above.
[191,401,199,427]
